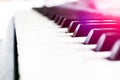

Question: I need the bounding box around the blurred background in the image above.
[0,0,80,19]
[1,0,120,16]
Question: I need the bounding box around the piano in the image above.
[33,0,120,60]
[15,0,120,80]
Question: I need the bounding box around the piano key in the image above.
[61,18,78,28]
[40,7,49,16]
[72,23,120,37]
[57,16,65,25]
[68,20,99,33]
[68,20,119,33]
[55,15,61,23]
[95,33,120,51]
[45,7,57,19]
[36,4,120,20]
[84,28,120,44]
[46,11,55,20]
[49,7,62,20]
[50,13,57,20]
[43,7,58,19]
[54,14,60,22]
[68,21,80,33]
[53,9,98,20]
[58,17,65,25]
[59,10,100,25]
[33,8,42,13]
[34,7,45,13]
[44,7,74,20]
[108,40,120,60]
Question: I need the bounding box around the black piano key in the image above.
[47,12,55,20]
[57,16,64,25]
[50,13,57,20]
[84,28,120,44]
[41,7,49,16]
[54,14,60,22]
[46,6,63,20]
[61,18,120,28]
[68,20,114,33]
[34,4,120,21]
[61,18,78,28]
[95,33,120,51]
[68,20,120,33]
[51,14,58,20]
[56,16,62,24]
[68,21,81,33]
[72,24,81,37]
[33,8,42,13]
[45,7,58,19]
[72,23,120,37]
[55,15,61,23]
[108,40,120,60]
[57,16,65,25]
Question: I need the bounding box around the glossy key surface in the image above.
[68,20,119,33]
[72,23,120,37]
[85,28,120,44]
[108,40,120,60]
[95,33,120,51]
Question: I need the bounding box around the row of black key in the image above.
[33,6,120,61]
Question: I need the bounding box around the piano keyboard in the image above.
[15,3,120,80]
[33,5,120,61]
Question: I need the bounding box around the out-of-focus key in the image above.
[58,17,66,25]
[61,18,78,28]
[42,7,49,16]
[55,15,61,23]
[50,13,57,20]
[72,23,120,37]
[68,20,120,33]
[54,14,60,22]
[57,16,65,25]
[95,33,120,51]
[108,40,120,60]
[68,21,81,33]
[85,28,120,44]
[47,12,55,20]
